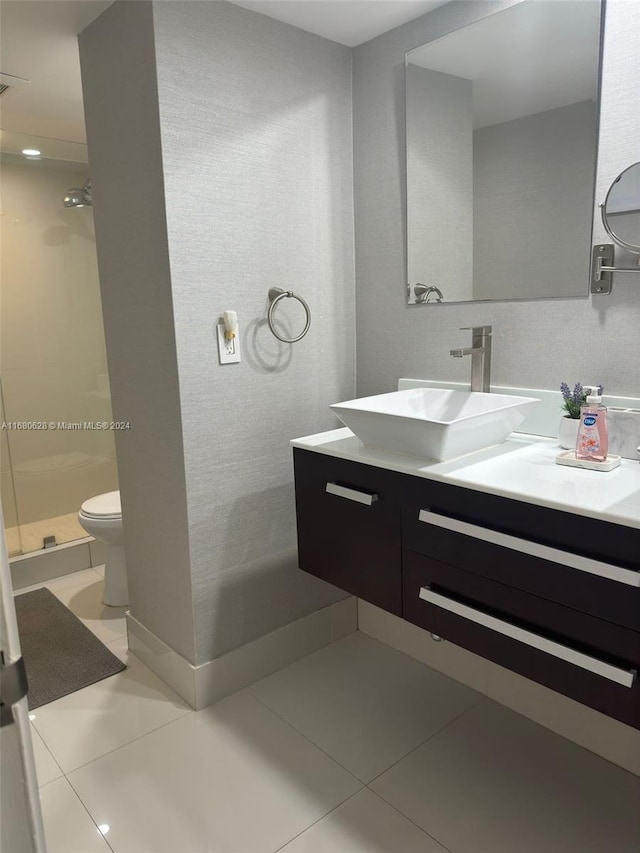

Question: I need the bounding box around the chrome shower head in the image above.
[63,179,92,207]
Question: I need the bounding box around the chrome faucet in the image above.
[450,326,492,392]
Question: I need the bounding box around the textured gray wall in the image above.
[407,66,473,302]
[79,0,637,670]
[354,0,640,397]
[81,0,354,667]
[473,100,597,300]
[151,0,355,663]
[79,1,196,662]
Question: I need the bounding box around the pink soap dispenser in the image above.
[575,385,608,462]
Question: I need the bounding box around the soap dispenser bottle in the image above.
[576,385,608,462]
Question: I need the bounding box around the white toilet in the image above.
[78,490,128,606]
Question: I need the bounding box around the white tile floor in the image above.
[17,569,640,853]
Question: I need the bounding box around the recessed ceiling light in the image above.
[97,825,110,835]
[22,148,41,157]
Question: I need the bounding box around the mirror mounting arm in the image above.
[591,244,640,295]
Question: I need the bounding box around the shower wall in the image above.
[0,155,118,554]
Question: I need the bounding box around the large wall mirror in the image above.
[406,0,603,305]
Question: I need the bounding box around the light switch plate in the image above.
[217,321,241,364]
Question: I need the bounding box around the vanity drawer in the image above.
[293,449,402,614]
[403,550,640,729]
[403,474,639,567]
[402,501,640,631]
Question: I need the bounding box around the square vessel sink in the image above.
[330,388,540,461]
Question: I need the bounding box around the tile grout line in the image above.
[270,789,365,853]
[245,689,368,786]
[33,587,480,850]
[31,654,193,775]
[365,788,457,853]
[32,726,64,786]
[63,774,116,853]
[244,653,488,790]
[59,688,361,852]
[25,575,190,776]
[270,781,458,853]
[43,704,194,777]
[366,694,488,788]
[42,641,481,784]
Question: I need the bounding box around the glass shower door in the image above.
[0,380,22,557]
[0,132,118,558]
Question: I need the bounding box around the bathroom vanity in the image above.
[292,430,640,729]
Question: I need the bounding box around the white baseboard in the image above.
[358,600,640,778]
[127,596,357,710]
[127,611,199,707]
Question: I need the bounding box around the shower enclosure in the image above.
[0,131,118,558]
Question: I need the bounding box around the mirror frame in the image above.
[600,162,640,254]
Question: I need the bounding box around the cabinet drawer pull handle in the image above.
[326,482,378,505]
[419,587,636,688]
[418,509,640,588]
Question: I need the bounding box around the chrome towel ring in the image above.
[267,288,311,343]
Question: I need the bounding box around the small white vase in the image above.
[558,416,580,450]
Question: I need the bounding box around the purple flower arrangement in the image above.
[560,382,603,419]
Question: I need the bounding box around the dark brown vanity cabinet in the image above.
[293,448,640,729]
[293,449,403,615]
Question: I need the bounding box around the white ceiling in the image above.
[232,1,447,47]
[0,1,113,144]
[0,0,448,146]
[0,129,89,163]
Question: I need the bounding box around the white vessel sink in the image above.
[330,388,540,461]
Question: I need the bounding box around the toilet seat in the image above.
[80,490,121,519]
[77,490,126,606]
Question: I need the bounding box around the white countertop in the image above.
[291,429,640,530]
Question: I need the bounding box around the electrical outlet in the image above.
[217,321,241,364]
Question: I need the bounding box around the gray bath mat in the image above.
[14,587,126,709]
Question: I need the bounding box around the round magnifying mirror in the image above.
[601,162,640,254]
